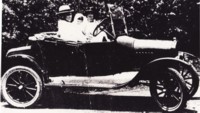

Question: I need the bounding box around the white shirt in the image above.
[58,19,86,42]
[83,20,99,36]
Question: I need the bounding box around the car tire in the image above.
[1,65,43,108]
[150,68,188,112]
[177,64,199,98]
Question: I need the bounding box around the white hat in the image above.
[57,5,74,15]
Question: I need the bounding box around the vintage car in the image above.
[1,4,199,113]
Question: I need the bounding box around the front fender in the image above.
[137,57,199,79]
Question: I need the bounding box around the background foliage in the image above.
[2,0,199,56]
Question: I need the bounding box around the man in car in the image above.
[83,8,110,42]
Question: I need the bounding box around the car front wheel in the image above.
[1,66,42,108]
[150,68,187,112]
[177,63,199,98]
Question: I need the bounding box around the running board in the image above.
[45,82,118,89]
[45,76,123,89]
[44,72,138,89]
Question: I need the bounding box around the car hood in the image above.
[117,36,177,50]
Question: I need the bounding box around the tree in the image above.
[2,0,199,55]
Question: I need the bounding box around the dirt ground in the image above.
[1,84,200,113]
[1,73,200,113]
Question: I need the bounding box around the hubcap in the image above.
[18,85,24,90]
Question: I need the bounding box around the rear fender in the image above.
[5,54,47,82]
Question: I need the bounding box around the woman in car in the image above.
[58,5,86,42]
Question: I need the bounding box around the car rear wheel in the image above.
[1,66,42,108]
[150,68,187,112]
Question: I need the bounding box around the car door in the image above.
[40,39,86,76]
[80,42,116,76]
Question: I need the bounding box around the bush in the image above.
[2,0,199,56]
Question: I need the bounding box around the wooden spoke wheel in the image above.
[178,64,199,98]
[150,68,187,112]
[1,66,42,108]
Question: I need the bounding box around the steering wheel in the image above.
[93,18,109,37]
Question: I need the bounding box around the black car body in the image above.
[1,4,199,112]
[5,33,179,77]
[2,31,199,112]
